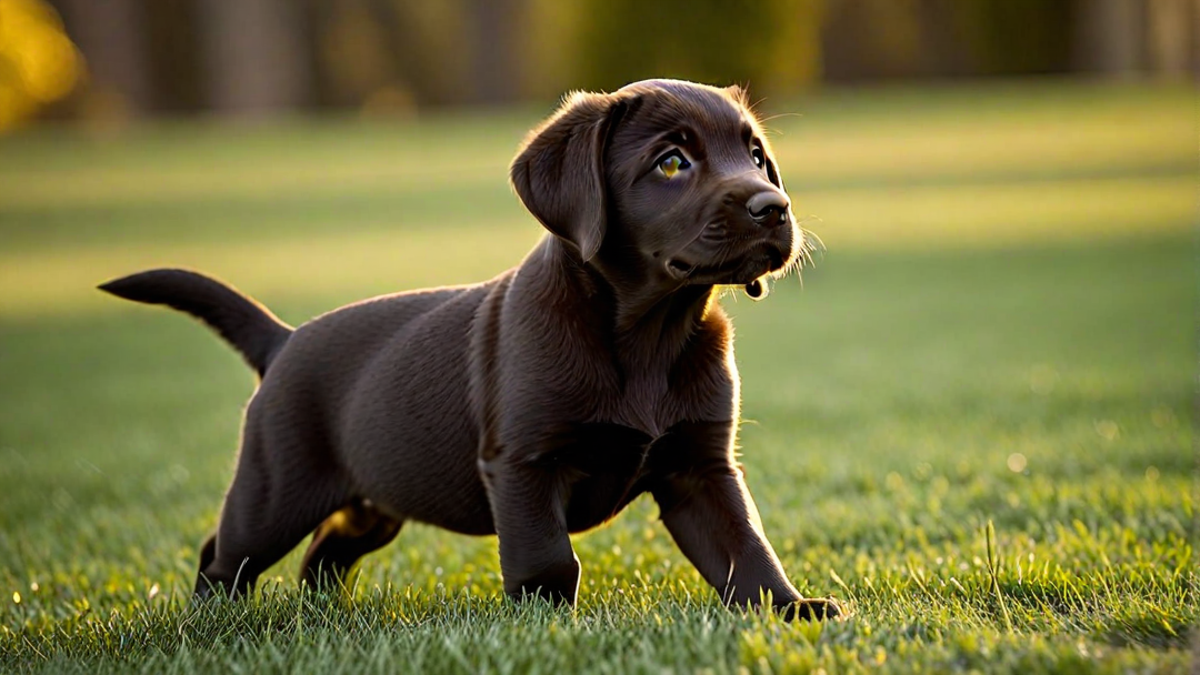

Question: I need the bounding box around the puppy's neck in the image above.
[540,237,722,368]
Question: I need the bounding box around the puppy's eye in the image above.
[751,147,766,170]
[657,152,691,179]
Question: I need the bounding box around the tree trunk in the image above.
[1073,0,1145,76]
[195,0,310,117]
[1145,0,1194,78]
[54,0,151,114]
[466,0,521,104]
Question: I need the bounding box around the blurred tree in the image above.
[54,0,149,117]
[952,0,1073,76]
[915,0,972,77]
[20,0,1194,126]
[576,0,823,95]
[195,0,310,117]
[824,0,1075,81]
[377,0,468,107]
[142,0,204,114]
[1144,0,1195,77]
[312,0,397,108]
[309,0,470,111]
[1073,0,1143,76]
[0,0,82,131]
[1191,0,1200,76]
[466,0,522,103]
[822,0,924,81]
[1071,0,1200,79]
[518,0,584,100]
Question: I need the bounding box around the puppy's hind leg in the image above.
[197,532,217,574]
[195,429,349,600]
[300,499,404,593]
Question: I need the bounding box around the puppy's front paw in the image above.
[781,597,842,621]
[506,558,581,607]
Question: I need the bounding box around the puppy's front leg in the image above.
[653,423,838,621]
[480,454,580,605]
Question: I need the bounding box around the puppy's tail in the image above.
[99,268,293,378]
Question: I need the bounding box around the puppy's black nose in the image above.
[747,191,789,227]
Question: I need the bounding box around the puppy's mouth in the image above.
[666,242,788,285]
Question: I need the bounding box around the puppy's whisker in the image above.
[780,225,825,289]
[802,227,826,256]
[759,111,802,124]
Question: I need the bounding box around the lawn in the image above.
[0,80,1194,673]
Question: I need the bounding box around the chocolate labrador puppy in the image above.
[101,79,837,620]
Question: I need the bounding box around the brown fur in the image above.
[100,79,838,620]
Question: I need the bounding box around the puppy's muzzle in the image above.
[743,189,793,300]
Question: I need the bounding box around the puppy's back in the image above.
[248,282,496,522]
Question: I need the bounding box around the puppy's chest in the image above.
[596,369,731,437]
[546,420,726,533]
[605,374,676,436]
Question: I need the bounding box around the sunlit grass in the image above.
[0,80,1191,321]
[1,172,1192,318]
[0,81,1194,673]
[0,81,1190,210]
[0,219,542,318]
[1,240,1190,673]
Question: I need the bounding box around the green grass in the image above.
[0,80,1194,673]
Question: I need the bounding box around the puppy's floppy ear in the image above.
[510,91,628,262]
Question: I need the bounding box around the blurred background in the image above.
[0,0,1194,627]
[1,0,1196,127]
[0,0,1194,310]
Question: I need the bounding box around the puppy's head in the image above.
[511,79,804,297]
